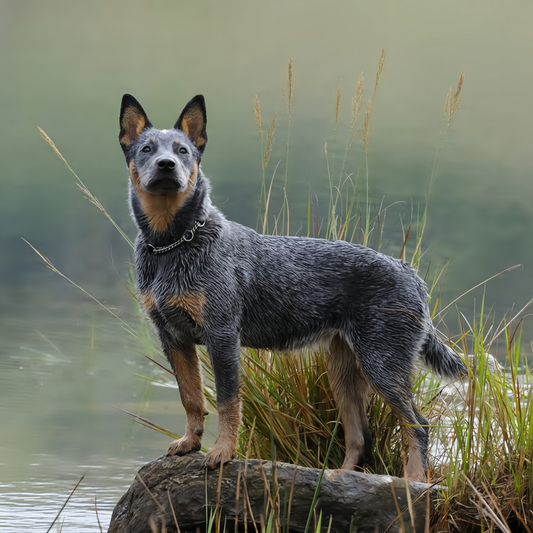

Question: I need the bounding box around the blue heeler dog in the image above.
[119,94,466,481]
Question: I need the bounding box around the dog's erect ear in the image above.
[174,95,207,152]
[119,94,152,148]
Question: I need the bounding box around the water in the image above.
[2,0,533,530]
[0,277,220,531]
[0,456,140,532]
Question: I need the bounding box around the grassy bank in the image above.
[219,328,533,532]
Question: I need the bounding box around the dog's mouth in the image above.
[145,177,181,196]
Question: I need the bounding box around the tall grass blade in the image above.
[46,475,85,533]
[38,127,134,248]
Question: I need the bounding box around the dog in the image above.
[118,94,466,481]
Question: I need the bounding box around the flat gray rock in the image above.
[108,452,437,532]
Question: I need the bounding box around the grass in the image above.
[35,53,533,531]
[219,317,533,532]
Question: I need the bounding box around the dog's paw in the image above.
[166,436,201,457]
[201,441,235,469]
[340,460,356,471]
[404,470,427,483]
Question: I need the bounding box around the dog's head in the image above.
[119,95,209,233]
[119,94,207,196]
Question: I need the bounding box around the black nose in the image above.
[157,158,176,171]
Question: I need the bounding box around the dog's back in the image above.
[205,221,429,354]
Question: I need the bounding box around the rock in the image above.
[108,452,437,533]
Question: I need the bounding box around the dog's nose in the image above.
[157,158,176,171]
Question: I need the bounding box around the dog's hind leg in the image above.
[402,407,430,481]
[326,334,372,470]
[351,341,429,481]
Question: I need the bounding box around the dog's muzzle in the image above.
[145,157,182,195]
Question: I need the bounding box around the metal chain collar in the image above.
[147,220,206,255]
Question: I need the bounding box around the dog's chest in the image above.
[139,287,205,340]
[136,253,206,340]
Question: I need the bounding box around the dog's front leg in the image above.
[165,341,207,457]
[202,334,242,469]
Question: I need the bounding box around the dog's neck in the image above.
[130,174,212,249]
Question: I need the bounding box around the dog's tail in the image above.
[421,332,467,379]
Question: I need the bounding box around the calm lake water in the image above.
[2,0,533,530]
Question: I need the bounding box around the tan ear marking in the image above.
[120,107,147,146]
[195,135,206,148]
[179,106,206,148]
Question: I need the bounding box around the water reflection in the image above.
[0,456,138,532]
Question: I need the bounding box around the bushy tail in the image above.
[422,333,467,379]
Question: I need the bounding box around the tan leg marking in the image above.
[167,344,206,457]
[165,292,206,326]
[404,425,427,482]
[129,161,198,233]
[326,335,371,470]
[203,396,241,469]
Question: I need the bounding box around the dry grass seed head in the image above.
[453,71,465,104]
[374,49,386,94]
[362,100,373,152]
[263,116,277,171]
[351,75,364,131]
[335,82,342,123]
[287,58,293,116]
[38,127,107,214]
[444,71,465,125]
[254,96,263,140]
[38,127,66,164]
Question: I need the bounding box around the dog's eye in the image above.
[141,145,151,153]
[179,147,188,154]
